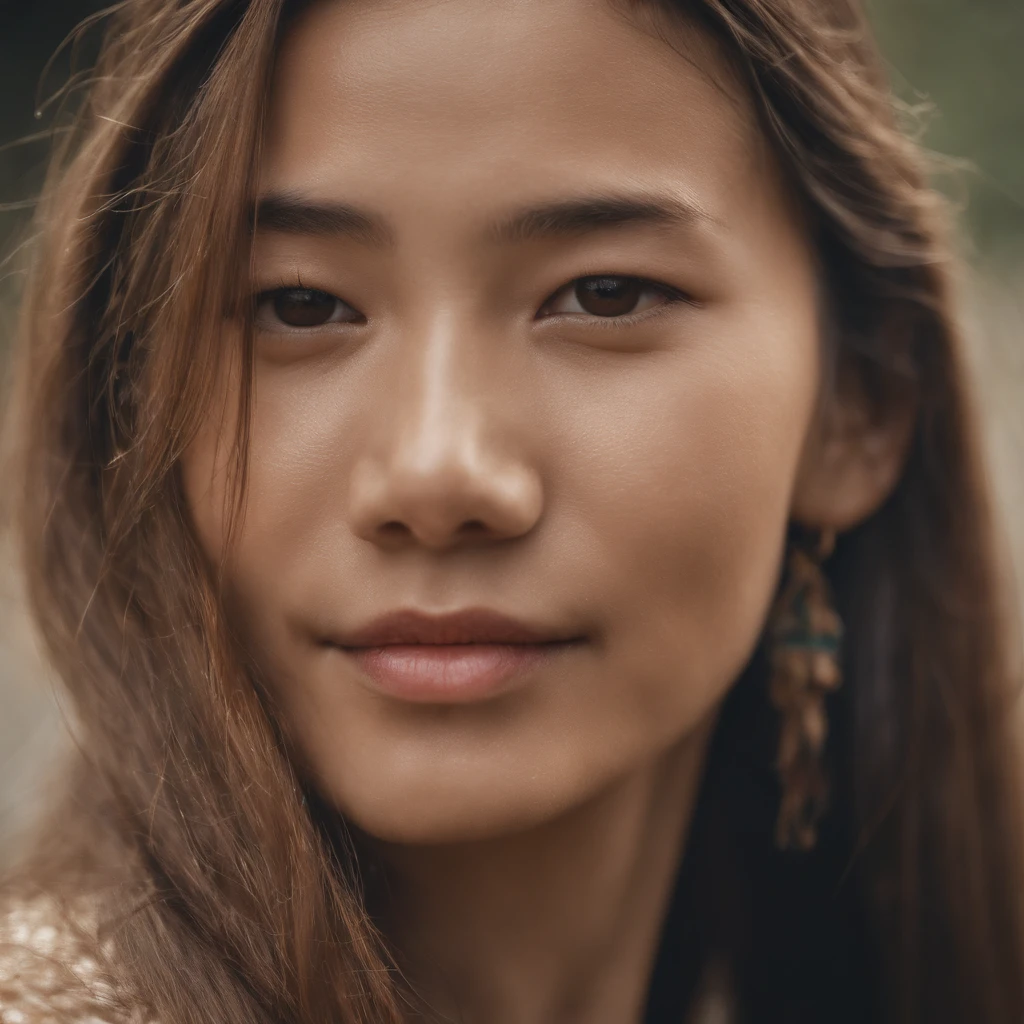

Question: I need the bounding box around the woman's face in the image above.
[182,0,824,844]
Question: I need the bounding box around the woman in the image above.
[2,0,1022,1020]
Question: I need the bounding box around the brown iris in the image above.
[270,288,345,327]
[573,276,645,317]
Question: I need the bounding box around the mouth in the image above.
[331,608,587,703]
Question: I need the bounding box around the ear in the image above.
[790,365,917,533]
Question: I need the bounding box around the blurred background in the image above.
[0,1,1021,858]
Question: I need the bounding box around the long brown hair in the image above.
[4,0,1023,1021]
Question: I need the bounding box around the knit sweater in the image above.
[0,895,732,1024]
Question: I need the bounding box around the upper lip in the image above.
[335,608,581,647]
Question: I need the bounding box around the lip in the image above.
[332,608,585,703]
[335,608,579,647]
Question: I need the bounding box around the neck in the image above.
[364,717,716,1024]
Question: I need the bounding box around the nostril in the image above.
[372,516,503,549]
[349,458,544,549]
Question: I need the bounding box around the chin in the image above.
[320,764,598,847]
[346,804,544,846]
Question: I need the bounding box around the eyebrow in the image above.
[253,192,393,246]
[252,189,714,248]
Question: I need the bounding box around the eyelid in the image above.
[253,284,365,330]
[537,275,696,324]
[253,284,347,304]
[250,274,697,331]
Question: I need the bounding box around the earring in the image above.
[767,527,842,851]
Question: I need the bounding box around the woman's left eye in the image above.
[538,275,683,320]
[255,287,363,329]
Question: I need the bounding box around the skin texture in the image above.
[181,0,912,1019]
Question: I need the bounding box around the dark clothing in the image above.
[641,649,879,1024]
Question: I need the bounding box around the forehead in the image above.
[261,0,776,232]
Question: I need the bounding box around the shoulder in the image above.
[0,893,150,1024]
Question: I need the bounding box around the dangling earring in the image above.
[767,527,842,851]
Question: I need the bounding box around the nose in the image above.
[347,319,544,551]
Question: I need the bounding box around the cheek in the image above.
[563,319,819,742]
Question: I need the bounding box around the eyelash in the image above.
[252,275,693,330]
[541,277,693,329]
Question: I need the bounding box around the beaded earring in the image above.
[767,527,842,851]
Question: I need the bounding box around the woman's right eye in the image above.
[255,287,364,329]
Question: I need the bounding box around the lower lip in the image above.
[342,642,578,703]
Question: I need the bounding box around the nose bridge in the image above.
[396,306,484,474]
[349,307,543,548]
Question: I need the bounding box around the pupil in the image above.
[576,277,642,317]
[273,288,337,327]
